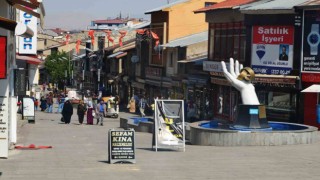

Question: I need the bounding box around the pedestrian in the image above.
[86,100,94,125]
[57,95,65,113]
[139,96,148,117]
[77,100,87,125]
[95,99,107,126]
[40,96,47,111]
[46,94,53,113]
[34,98,39,111]
[62,98,73,124]
[128,97,136,113]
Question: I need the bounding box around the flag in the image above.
[76,39,81,54]
[151,31,159,47]
[104,30,114,45]
[88,30,95,46]
[65,34,70,45]
[118,30,127,47]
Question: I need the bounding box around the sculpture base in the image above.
[232,104,270,129]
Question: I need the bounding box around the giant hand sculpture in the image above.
[221,58,260,105]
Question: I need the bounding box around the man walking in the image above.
[139,96,148,117]
[95,99,107,126]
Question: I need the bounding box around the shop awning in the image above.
[7,0,46,28]
[178,55,207,64]
[16,55,42,65]
[301,84,320,93]
[161,31,208,48]
[107,51,127,59]
[0,16,17,31]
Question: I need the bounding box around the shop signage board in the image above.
[22,97,35,123]
[153,99,185,152]
[14,69,27,96]
[302,10,320,72]
[302,73,320,83]
[251,25,294,75]
[0,37,6,79]
[0,97,8,158]
[18,9,37,55]
[108,129,135,164]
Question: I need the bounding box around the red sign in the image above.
[0,37,7,79]
[302,73,320,83]
[252,26,294,45]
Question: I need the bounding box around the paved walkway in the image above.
[1,110,320,180]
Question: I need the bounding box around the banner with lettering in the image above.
[302,10,320,72]
[251,25,294,75]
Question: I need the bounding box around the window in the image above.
[209,22,246,62]
[169,51,174,67]
[178,47,186,60]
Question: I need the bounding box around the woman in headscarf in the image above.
[77,100,87,124]
[86,100,94,125]
[62,99,73,124]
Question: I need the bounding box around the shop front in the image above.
[254,75,300,123]
[298,9,320,128]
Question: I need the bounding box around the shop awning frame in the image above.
[301,84,320,93]
[16,54,42,65]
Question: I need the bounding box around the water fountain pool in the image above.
[189,120,318,146]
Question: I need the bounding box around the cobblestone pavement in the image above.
[1,110,320,180]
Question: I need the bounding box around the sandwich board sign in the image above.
[108,129,135,164]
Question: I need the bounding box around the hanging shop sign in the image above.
[0,37,6,79]
[18,9,37,55]
[108,129,135,164]
[302,10,320,72]
[251,25,294,75]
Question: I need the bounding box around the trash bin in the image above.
[317,104,320,124]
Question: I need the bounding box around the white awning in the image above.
[301,84,320,93]
[178,56,207,63]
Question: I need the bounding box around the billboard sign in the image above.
[251,25,294,75]
[302,10,320,72]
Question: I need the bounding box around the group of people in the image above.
[127,96,155,117]
[61,98,109,126]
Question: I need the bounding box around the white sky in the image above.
[43,0,175,30]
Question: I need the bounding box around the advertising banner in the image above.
[302,10,320,72]
[22,97,35,123]
[18,10,37,55]
[153,100,185,152]
[109,129,135,164]
[251,25,294,75]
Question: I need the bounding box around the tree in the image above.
[44,51,70,87]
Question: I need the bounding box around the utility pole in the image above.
[97,36,105,93]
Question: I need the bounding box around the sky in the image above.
[43,0,175,30]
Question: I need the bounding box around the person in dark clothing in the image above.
[77,100,87,124]
[40,96,47,111]
[62,99,73,124]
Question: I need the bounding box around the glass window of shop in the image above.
[209,22,246,63]
[257,91,296,122]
